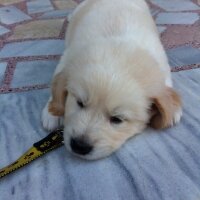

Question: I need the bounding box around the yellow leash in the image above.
[0,129,64,179]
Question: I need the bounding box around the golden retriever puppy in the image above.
[42,0,182,160]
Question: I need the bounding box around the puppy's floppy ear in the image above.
[149,87,182,129]
[48,72,68,116]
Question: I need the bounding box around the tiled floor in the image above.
[0,1,200,200]
[0,0,199,93]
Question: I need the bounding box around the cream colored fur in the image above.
[42,0,182,160]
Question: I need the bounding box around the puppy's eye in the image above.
[77,100,85,108]
[110,116,123,124]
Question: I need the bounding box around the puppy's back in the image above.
[66,0,171,81]
[66,0,155,45]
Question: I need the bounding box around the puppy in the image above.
[42,0,182,160]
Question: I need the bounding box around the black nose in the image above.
[70,137,93,155]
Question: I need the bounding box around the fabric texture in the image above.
[0,0,200,200]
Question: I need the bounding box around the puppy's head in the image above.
[63,64,150,160]
[59,46,181,160]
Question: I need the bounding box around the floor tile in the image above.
[157,26,166,34]
[0,62,7,85]
[167,46,200,67]
[150,0,199,11]
[11,60,58,87]
[27,0,54,14]
[0,6,31,25]
[39,9,73,19]
[0,25,10,36]
[156,12,199,25]
[150,8,160,17]
[9,19,65,40]
[0,40,65,58]
[0,0,23,5]
[54,0,77,10]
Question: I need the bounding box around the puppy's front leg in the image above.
[42,65,67,131]
[42,97,63,131]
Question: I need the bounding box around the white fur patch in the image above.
[173,108,182,125]
[165,77,173,87]
[41,99,63,131]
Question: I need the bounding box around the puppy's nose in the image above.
[70,137,93,155]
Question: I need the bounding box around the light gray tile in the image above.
[0,25,10,36]
[150,0,199,11]
[167,46,200,67]
[39,9,73,19]
[0,6,31,25]
[11,60,58,87]
[156,12,199,25]
[150,8,160,16]
[0,40,65,58]
[157,26,167,34]
[27,0,54,14]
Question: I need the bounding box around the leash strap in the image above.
[0,129,64,179]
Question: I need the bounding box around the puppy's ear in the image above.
[48,72,68,116]
[149,87,182,129]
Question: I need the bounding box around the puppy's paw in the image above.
[42,102,63,131]
[172,108,182,126]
